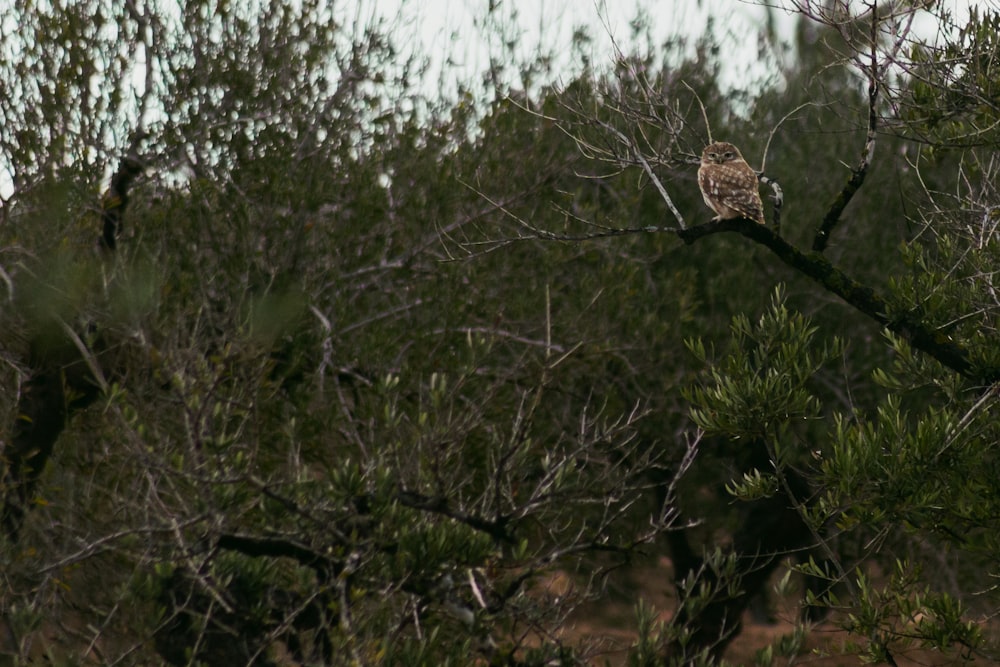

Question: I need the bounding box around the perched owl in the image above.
[697,141,765,224]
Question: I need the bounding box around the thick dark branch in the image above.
[813,8,880,252]
[99,130,146,252]
[396,490,514,543]
[1,353,102,541]
[217,533,331,574]
[679,219,991,382]
[2,134,145,541]
[812,158,869,252]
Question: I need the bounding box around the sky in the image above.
[0,0,990,200]
[358,0,986,99]
[358,0,798,95]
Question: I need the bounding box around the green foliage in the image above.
[833,562,984,662]
[685,286,840,445]
[904,5,1000,146]
[5,0,1000,665]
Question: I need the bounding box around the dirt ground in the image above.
[544,555,984,667]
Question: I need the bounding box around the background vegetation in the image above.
[1,0,1000,665]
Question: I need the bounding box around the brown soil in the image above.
[544,556,986,667]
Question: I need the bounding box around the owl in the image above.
[697,141,765,224]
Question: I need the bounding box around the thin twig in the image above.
[57,317,109,394]
[594,120,686,228]
[760,102,820,173]
[682,81,712,144]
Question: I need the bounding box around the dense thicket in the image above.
[1,1,999,665]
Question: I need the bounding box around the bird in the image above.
[697,141,765,225]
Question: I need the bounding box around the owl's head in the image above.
[701,141,743,164]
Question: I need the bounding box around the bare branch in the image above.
[593,119,686,229]
[760,175,784,234]
[812,1,881,252]
[759,102,820,173]
[681,81,712,144]
[457,177,678,246]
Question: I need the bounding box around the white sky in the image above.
[0,0,988,200]
[360,0,985,97]
[360,0,797,95]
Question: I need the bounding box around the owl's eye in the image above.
[723,151,734,159]
[707,152,718,159]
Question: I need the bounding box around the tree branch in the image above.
[99,129,146,252]
[217,533,331,574]
[760,175,784,234]
[678,218,990,382]
[812,1,880,252]
[396,490,514,544]
[1,131,146,541]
